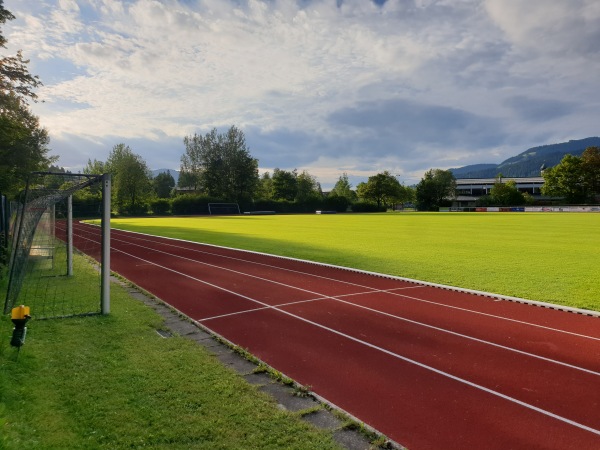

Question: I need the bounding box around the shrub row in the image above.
[70,194,388,217]
[145,194,376,215]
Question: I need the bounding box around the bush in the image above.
[150,198,171,215]
[351,202,386,213]
[323,195,350,212]
[171,194,222,215]
[251,199,295,213]
[126,202,149,216]
[72,196,103,218]
[295,195,324,213]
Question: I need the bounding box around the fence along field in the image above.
[106,212,600,312]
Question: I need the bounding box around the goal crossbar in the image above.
[208,203,241,215]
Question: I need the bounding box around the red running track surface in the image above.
[65,222,600,450]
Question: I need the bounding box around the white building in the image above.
[453,177,545,208]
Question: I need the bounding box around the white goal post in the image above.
[3,172,111,318]
[208,203,241,215]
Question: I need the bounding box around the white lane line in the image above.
[104,227,422,292]
[389,290,600,343]
[328,296,600,377]
[102,232,600,377]
[87,224,600,342]
[104,230,600,343]
[74,228,600,377]
[198,297,332,322]
[104,245,600,438]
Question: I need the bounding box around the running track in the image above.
[65,222,600,449]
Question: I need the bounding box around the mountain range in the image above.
[450,137,600,179]
[152,137,600,183]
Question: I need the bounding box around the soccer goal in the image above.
[3,172,111,319]
[208,203,241,215]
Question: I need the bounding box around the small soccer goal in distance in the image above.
[208,203,241,215]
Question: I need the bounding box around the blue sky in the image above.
[4,0,599,188]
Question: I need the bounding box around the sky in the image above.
[4,0,600,188]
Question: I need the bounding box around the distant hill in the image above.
[450,137,600,179]
[152,169,179,183]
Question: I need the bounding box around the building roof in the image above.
[455,177,544,185]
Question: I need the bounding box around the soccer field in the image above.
[108,212,600,312]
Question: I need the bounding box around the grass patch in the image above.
[10,244,102,318]
[0,253,342,449]
[107,213,600,311]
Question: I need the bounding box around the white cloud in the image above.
[484,0,600,56]
[3,0,599,187]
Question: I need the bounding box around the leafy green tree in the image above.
[415,169,457,211]
[106,144,152,214]
[255,172,274,200]
[84,158,106,175]
[295,170,321,202]
[542,147,600,203]
[272,168,298,201]
[0,96,52,196]
[356,171,403,209]
[542,154,586,203]
[179,130,214,191]
[180,126,258,201]
[401,185,416,207]
[581,147,600,200]
[0,2,41,104]
[329,173,357,202]
[153,171,175,198]
[489,178,525,205]
[0,2,52,197]
[177,170,199,191]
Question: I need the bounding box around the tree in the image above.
[0,95,52,196]
[581,146,600,200]
[177,170,199,191]
[542,147,600,203]
[271,168,298,201]
[356,171,403,209]
[329,173,357,202]
[542,154,586,203]
[415,169,457,211]
[255,172,274,200]
[0,2,42,104]
[295,170,321,202]
[0,2,52,197]
[490,177,525,206]
[84,158,107,175]
[179,130,214,191]
[153,171,175,198]
[106,144,152,214]
[180,126,258,201]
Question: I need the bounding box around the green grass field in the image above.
[109,212,600,311]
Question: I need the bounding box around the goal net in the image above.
[3,172,111,319]
[208,203,241,215]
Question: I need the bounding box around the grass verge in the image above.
[0,253,342,449]
[107,212,600,311]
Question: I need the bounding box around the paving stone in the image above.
[243,372,270,386]
[259,383,317,412]
[215,351,257,374]
[164,319,199,336]
[333,428,373,450]
[302,409,344,431]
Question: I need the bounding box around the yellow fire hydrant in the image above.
[10,305,31,348]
